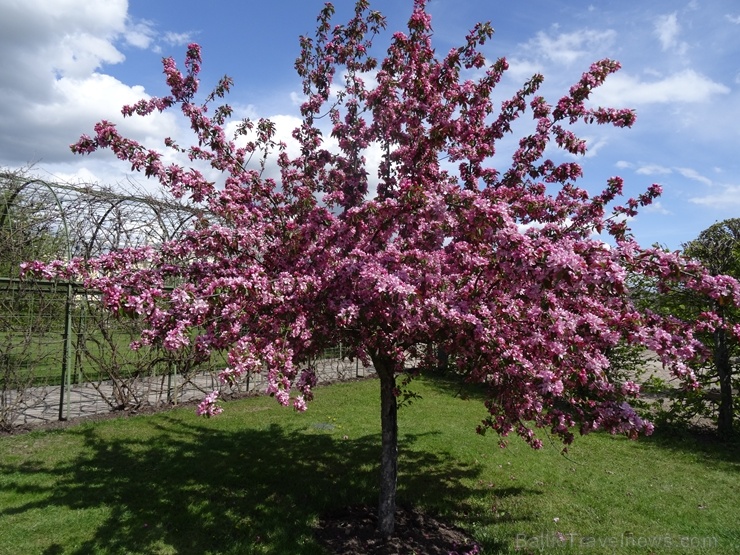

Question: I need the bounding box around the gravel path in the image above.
[0,352,703,432]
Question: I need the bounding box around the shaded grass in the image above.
[0,375,738,554]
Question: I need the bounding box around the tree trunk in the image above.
[714,325,734,438]
[372,352,398,539]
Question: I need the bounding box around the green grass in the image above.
[1,327,228,390]
[0,327,137,387]
[0,376,738,554]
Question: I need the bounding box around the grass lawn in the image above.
[0,375,738,554]
[1,327,228,390]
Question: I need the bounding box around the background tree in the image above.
[615,222,740,438]
[681,219,740,437]
[25,0,740,539]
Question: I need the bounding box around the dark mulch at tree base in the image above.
[314,504,479,555]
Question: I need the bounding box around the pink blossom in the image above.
[293,396,308,412]
[196,391,223,417]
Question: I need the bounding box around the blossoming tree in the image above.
[25,0,740,538]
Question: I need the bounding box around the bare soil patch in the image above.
[314,504,479,555]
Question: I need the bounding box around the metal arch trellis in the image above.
[1,174,76,422]
[0,171,367,430]
[0,171,205,261]
[0,177,72,261]
[0,171,210,428]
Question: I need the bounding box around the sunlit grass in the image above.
[0,375,737,554]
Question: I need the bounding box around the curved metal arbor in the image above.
[0,171,211,428]
[0,171,364,429]
[0,171,202,265]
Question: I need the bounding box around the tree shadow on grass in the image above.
[0,415,523,554]
[413,371,490,404]
[637,425,740,469]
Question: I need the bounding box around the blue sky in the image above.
[1,0,739,250]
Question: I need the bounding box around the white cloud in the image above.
[0,0,190,180]
[163,32,194,46]
[726,14,740,24]
[675,167,712,186]
[55,33,125,78]
[0,1,127,102]
[654,13,678,49]
[642,201,670,215]
[617,164,713,187]
[290,91,305,107]
[591,69,730,106]
[581,136,609,158]
[506,58,544,83]
[523,29,617,66]
[690,185,740,208]
[42,166,104,186]
[636,164,672,175]
[121,20,193,54]
[224,112,313,182]
[124,20,157,49]
[654,13,687,55]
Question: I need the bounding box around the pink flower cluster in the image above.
[196,391,223,417]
